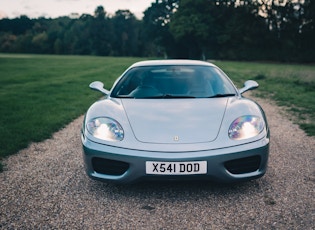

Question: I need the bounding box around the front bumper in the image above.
[82,136,269,184]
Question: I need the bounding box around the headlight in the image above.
[87,117,124,141]
[228,115,264,140]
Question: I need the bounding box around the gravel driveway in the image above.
[1,96,314,229]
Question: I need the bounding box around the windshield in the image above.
[111,65,237,98]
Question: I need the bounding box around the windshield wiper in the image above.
[161,94,196,98]
[116,94,235,99]
[207,93,236,98]
[133,94,196,99]
[115,95,135,98]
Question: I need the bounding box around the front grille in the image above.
[92,158,129,176]
[224,156,261,174]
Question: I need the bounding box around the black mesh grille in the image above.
[92,158,129,176]
[224,156,261,174]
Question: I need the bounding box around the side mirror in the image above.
[239,80,259,94]
[89,81,110,95]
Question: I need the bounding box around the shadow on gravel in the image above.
[86,178,267,202]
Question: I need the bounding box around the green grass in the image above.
[215,61,315,136]
[0,54,144,171]
[0,55,314,172]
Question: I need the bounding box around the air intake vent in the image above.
[92,158,129,176]
[224,156,261,174]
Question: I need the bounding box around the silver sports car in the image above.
[81,60,269,184]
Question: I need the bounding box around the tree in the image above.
[0,33,17,52]
[300,0,315,61]
[169,0,215,59]
[0,1,313,61]
[0,15,33,35]
[215,3,271,60]
[142,0,179,57]
[112,10,140,56]
[90,6,113,55]
[94,6,106,19]
[65,18,92,54]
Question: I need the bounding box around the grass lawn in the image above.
[0,54,314,171]
[0,54,144,171]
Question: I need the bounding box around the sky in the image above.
[0,0,156,19]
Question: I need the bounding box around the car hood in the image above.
[121,99,228,144]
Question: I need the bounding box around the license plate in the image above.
[146,161,207,175]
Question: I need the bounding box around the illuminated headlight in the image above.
[87,117,124,141]
[228,115,264,140]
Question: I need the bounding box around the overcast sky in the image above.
[0,0,156,19]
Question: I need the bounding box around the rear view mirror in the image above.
[89,81,110,95]
[239,80,259,94]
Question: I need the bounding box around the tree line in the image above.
[0,0,314,62]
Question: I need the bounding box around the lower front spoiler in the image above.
[82,138,269,184]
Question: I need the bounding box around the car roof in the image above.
[129,59,217,68]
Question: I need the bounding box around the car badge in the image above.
[174,136,179,141]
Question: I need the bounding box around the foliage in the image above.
[169,0,212,59]
[0,1,314,62]
[112,10,141,56]
[142,0,179,57]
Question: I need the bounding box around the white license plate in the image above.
[146,161,207,175]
